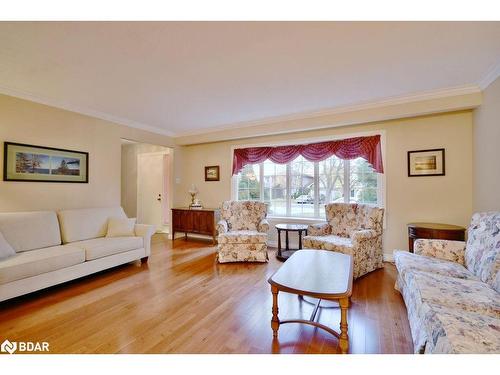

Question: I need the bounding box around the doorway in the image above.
[137,151,170,232]
[121,140,172,233]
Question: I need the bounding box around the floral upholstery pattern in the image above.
[303,203,384,279]
[216,243,268,263]
[394,250,477,281]
[422,304,500,354]
[303,235,353,255]
[220,201,267,231]
[413,239,466,265]
[307,222,331,236]
[394,211,500,353]
[218,230,268,244]
[465,212,500,293]
[217,201,269,263]
[403,271,500,319]
[217,220,228,234]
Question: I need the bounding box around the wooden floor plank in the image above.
[0,235,412,354]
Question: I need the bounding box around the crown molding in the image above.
[175,85,482,144]
[478,60,500,90]
[174,85,481,139]
[0,85,175,137]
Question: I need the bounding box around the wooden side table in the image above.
[276,223,308,261]
[171,207,220,245]
[407,222,466,252]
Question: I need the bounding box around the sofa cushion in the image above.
[218,230,267,244]
[0,211,61,252]
[71,236,143,261]
[106,217,136,238]
[465,211,500,292]
[403,270,500,319]
[0,245,85,284]
[394,250,477,281]
[58,207,127,243]
[422,303,500,354]
[0,231,16,260]
[303,235,353,254]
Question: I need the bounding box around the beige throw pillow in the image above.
[106,217,136,238]
[0,231,16,260]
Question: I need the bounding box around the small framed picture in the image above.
[3,142,89,183]
[407,148,445,177]
[205,165,220,181]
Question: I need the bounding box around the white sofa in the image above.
[0,207,155,302]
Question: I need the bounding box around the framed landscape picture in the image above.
[205,165,220,181]
[3,142,89,183]
[407,148,445,177]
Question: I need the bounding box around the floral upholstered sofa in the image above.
[394,212,500,354]
[303,203,384,279]
[216,201,270,263]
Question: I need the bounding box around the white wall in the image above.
[0,94,174,213]
[473,76,500,211]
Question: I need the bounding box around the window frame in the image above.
[230,130,386,221]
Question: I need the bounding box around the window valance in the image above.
[232,135,383,175]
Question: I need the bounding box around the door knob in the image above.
[157,194,162,202]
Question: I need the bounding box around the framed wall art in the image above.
[3,142,89,183]
[205,165,220,181]
[407,148,445,177]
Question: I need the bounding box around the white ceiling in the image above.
[0,22,499,136]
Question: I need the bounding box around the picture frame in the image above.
[204,165,220,181]
[3,142,89,183]
[407,148,445,177]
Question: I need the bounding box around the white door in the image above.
[137,152,168,231]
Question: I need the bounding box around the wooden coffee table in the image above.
[268,249,354,353]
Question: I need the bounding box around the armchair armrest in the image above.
[351,229,378,246]
[307,222,331,236]
[217,220,228,235]
[134,224,156,256]
[258,219,270,233]
[414,239,466,265]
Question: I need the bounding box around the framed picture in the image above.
[3,142,89,183]
[407,148,445,177]
[205,165,220,181]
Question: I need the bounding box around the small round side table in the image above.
[275,223,309,261]
[407,222,466,253]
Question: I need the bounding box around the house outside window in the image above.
[232,135,384,219]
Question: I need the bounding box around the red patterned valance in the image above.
[232,135,383,175]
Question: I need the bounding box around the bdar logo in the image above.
[1,339,17,354]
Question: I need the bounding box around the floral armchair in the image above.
[216,201,270,263]
[303,203,384,278]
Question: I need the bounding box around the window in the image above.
[234,153,383,219]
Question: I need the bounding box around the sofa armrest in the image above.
[134,224,156,256]
[217,220,228,235]
[258,219,270,233]
[351,229,378,246]
[413,239,466,265]
[307,222,331,236]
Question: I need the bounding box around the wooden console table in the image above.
[172,207,220,245]
[407,222,466,252]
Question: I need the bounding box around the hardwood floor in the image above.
[0,235,413,354]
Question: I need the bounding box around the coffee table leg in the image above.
[339,297,349,354]
[271,285,280,338]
